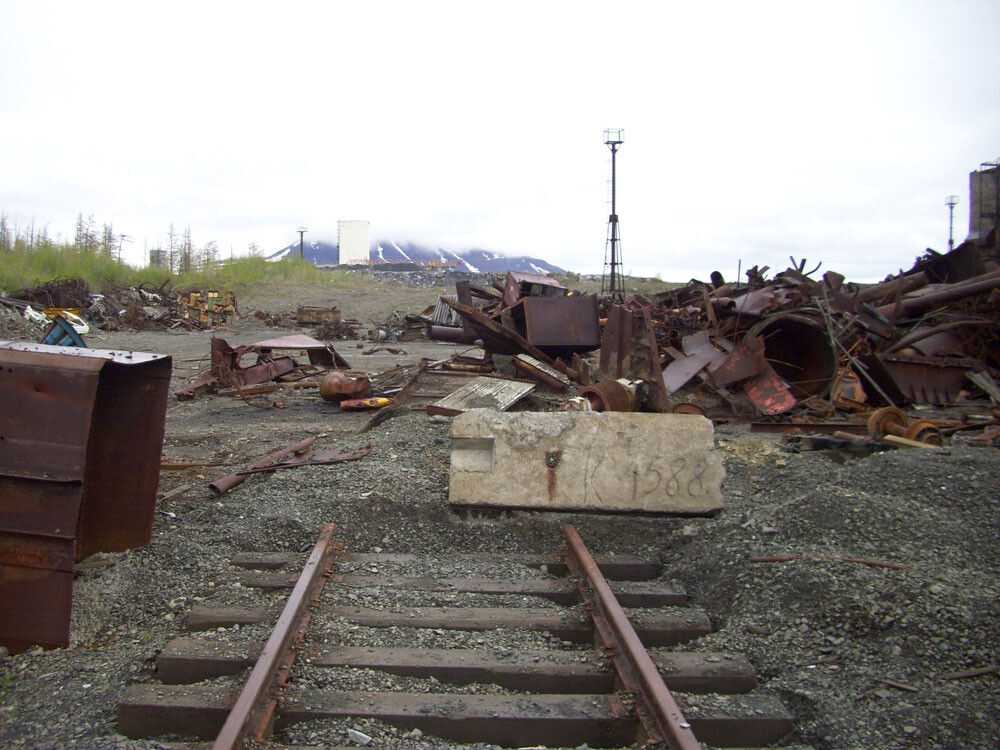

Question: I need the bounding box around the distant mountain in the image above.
[266,239,565,275]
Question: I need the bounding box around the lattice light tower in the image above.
[945,195,959,251]
[602,128,624,301]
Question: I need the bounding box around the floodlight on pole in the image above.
[945,195,958,251]
[297,226,308,261]
[602,128,624,301]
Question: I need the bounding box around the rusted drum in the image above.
[746,313,838,400]
[579,380,634,412]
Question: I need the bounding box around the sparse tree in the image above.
[166,223,178,273]
[74,213,98,252]
[0,211,9,251]
[177,227,195,274]
[247,241,262,257]
[100,222,116,257]
[199,240,219,271]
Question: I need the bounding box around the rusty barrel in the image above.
[745,313,838,399]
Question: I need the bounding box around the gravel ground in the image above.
[1,315,998,750]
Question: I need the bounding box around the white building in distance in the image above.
[338,220,370,265]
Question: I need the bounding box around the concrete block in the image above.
[449,410,724,514]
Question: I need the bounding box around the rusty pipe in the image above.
[854,271,929,304]
[209,437,316,495]
[876,271,1000,318]
[884,320,995,354]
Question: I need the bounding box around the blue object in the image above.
[40,316,87,347]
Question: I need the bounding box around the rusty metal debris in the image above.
[208,438,371,495]
[1,278,243,332]
[319,371,371,402]
[0,342,172,653]
[411,241,999,446]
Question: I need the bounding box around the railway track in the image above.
[118,524,793,748]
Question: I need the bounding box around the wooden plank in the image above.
[118,685,793,747]
[187,605,271,631]
[229,551,661,580]
[342,552,663,580]
[158,638,258,683]
[240,572,688,607]
[329,605,711,646]
[187,604,709,645]
[229,553,297,570]
[157,641,756,694]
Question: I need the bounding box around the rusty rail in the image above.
[211,523,339,750]
[563,524,701,750]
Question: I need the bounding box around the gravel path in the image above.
[1,323,998,750]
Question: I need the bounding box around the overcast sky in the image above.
[1,1,997,281]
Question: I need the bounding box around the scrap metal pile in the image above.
[0,277,239,333]
[430,250,1000,446]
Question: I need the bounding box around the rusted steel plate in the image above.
[710,335,767,387]
[119,685,792,747]
[239,573,688,607]
[599,305,670,412]
[871,353,981,405]
[507,296,601,352]
[745,363,797,415]
[230,551,663,580]
[0,531,74,652]
[0,343,171,653]
[440,298,574,378]
[250,334,350,368]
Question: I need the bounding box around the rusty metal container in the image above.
[745,313,838,399]
[507,296,601,356]
[0,342,172,653]
[579,379,637,412]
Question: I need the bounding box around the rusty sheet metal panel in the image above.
[0,342,172,653]
[600,306,670,412]
[861,353,981,405]
[508,296,601,353]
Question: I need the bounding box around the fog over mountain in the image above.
[266,239,566,275]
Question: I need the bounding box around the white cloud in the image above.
[0,1,997,280]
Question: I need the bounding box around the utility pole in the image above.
[602,129,624,301]
[945,196,958,251]
[297,226,308,261]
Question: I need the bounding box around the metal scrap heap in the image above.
[438,247,1000,437]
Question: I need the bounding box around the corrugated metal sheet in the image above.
[427,377,535,417]
[431,295,463,326]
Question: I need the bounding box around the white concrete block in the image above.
[449,410,724,514]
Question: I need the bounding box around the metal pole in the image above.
[945,195,958,251]
[609,143,618,298]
